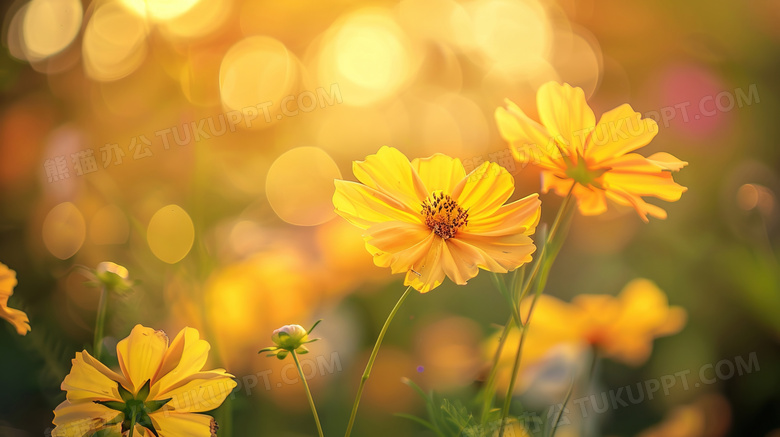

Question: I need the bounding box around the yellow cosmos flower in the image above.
[333,146,542,293]
[486,279,686,393]
[53,325,236,437]
[571,278,687,366]
[495,82,688,221]
[0,262,30,335]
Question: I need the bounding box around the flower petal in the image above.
[452,162,515,218]
[116,325,169,394]
[587,103,658,161]
[160,370,237,413]
[404,236,446,293]
[495,100,558,169]
[646,152,688,171]
[352,146,429,209]
[454,232,536,272]
[61,351,125,402]
[52,399,122,436]
[333,180,422,229]
[364,221,434,273]
[149,412,216,437]
[0,263,30,335]
[465,193,541,237]
[151,327,210,398]
[537,82,596,156]
[411,153,466,194]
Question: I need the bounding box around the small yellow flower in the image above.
[52,325,236,436]
[260,321,321,360]
[0,262,30,336]
[333,146,541,293]
[495,82,688,222]
[485,279,686,394]
[571,278,687,366]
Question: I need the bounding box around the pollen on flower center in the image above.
[421,192,468,240]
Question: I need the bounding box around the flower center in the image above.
[421,192,468,240]
[564,155,609,188]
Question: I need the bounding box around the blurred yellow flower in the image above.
[333,146,541,293]
[0,262,30,335]
[572,278,687,366]
[495,82,687,221]
[53,325,235,437]
[486,279,686,394]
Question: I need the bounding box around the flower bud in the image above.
[271,324,309,351]
[95,262,132,293]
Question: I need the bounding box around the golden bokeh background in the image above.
[0,0,779,436]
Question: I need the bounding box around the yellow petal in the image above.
[149,412,216,437]
[0,263,30,335]
[646,152,688,171]
[151,327,211,398]
[452,162,515,218]
[52,399,122,436]
[604,186,668,222]
[587,103,658,161]
[465,193,541,237]
[536,82,595,156]
[571,183,608,216]
[364,221,434,273]
[0,263,17,298]
[116,325,169,394]
[404,236,446,293]
[352,146,429,210]
[495,100,555,164]
[61,351,124,402]
[454,232,536,272]
[333,180,422,229]
[411,153,466,194]
[160,370,237,413]
[0,303,30,335]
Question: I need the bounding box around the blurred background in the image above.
[0,0,779,436]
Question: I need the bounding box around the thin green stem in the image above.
[293,351,325,437]
[479,314,515,423]
[345,285,414,437]
[93,286,108,360]
[498,189,575,437]
[128,412,136,437]
[491,273,522,328]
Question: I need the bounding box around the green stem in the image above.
[344,285,414,437]
[479,314,515,423]
[498,189,575,437]
[93,286,108,360]
[128,412,136,437]
[293,351,325,437]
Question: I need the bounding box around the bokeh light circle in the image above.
[146,204,195,263]
[42,202,86,259]
[265,147,342,226]
[219,36,299,113]
[82,2,149,81]
[22,0,83,59]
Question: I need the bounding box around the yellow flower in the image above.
[571,278,687,366]
[0,262,30,336]
[333,146,541,293]
[495,82,687,222]
[485,279,686,394]
[52,325,236,437]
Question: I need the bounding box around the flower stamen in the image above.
[421,192,468,239]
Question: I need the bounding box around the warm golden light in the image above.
[22,0,82,60]
[265,147,342,226]
[42,202,86,260]
[146,204,195,264]
[469,0,552,76]
[120,0,200,21]
[82,2,149,81]
[315,9,417,106]
[219,36,300,117]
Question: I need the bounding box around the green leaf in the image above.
[117,383,134,403]
[395,413,446,437]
